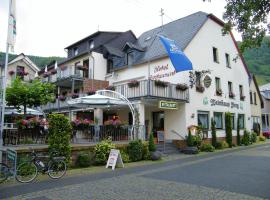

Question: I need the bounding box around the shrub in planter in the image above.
[76,152,92,168]
[237,116,241,146]
[127,140,143,162]
[211,118,217,148]
[242,129,250,146]
[148,133,156,152]
[193,134,202,148]
[48,114,72,163]
[250,132,257,143]
[215,141,229,149]
[154,80,168,87]
[120,150,130,163]
[259,136,266,142]
[143,141,150,160]
[94,139,115,165]
[225,112,233,147]
[200,143,215,152]
[186,129,194,147]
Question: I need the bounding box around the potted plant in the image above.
[71,93,79,99]
[106,85,115,91]
[154,80,168,87]
[216,88,222,96]
[87,89,96,95]
[229,91,235,98]
[51,69,57,75]
[58,95,66,101]
[148,132,162,160]
[196,85,205,93]
[128,80,139,88]
[181,129,199,154]
[8,70,15,76]
[176,83,188,91]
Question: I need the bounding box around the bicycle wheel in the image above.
[16,162,38,183]
[0,163,9,183]
[48,160,66,179]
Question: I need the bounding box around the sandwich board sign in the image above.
[106,149,124,170]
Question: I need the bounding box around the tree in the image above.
[223,0,270,52]
[225,112,233,147]
[6,78,55,115]
[148,132,156,152]
[237,115,241,145]
[211,118,217,148]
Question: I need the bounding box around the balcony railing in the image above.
[114,79,189,101]
[41,79,189,111]
[58,66,83,80]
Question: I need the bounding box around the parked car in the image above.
[263,131,270,139]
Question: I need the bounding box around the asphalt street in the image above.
[1,143,270,200]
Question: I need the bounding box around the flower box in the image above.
[196,85,205,93]
[128,80,139,88]
[240,95,245,101]
[176,83,188,91]
[58,95,66,101]
[154,80,168,88]
[106,85,115,91]
[76,65,88,70]
[17,71,28,76]
[229,92,235,98]
[50,69,57,75]
[72,93,79,99]
[9,70,15,76]
[43,72,50,78]
[216,89,222,96]
[87,89,96,95]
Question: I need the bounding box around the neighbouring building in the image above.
[41,11,252,146]
[0,53,40,85]
[259,83,270,132]
[249,74,263,133]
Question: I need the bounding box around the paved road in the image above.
[1,144,270,200]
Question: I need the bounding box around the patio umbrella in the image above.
[67,94,126,108]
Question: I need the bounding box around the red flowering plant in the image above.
[8,70,15,76]
[71,119,94,130]
[87,89,96,95]
[16,119,29,129]
[104,116,124,127]
[28,118,41,128]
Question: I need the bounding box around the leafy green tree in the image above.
[223,0,270,52]
[211,118,217,148]
[148,132,156,152]
[48,114,72,163]
[225,112,233,147]
[237,115,241,145]
[6,78,55,115]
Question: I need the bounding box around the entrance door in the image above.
[152,111,164,143]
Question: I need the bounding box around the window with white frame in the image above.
[238,114,245,129]
[214,112,223,129]
[225,53,231,68]
[198,111,209,129]
[213,47,219,63]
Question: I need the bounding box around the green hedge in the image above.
[200,143,215,152]
[127,140,144,162]
[94,139,115,165]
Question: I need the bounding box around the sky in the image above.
[0,0,239,58]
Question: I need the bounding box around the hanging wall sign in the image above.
[203,75,212,88]
[159,101,178,110]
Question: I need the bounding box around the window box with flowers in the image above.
[128,80,139,88]
[176,83,188,91]
[50,69,57,75]
[43,72,50,78]
[154,80,168,88]
[9,70,15,76]
[106,85,115,91]
[196,85,205,93]
[71,119,94,130]
[76,65,88,71]
[229,92,235,98]
[87,89,96,95]
[58,95,66,101]
[18,70,28,77]
[71,93,79,99]
[240,95,245,101]
[216,88,222,96]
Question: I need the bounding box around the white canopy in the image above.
[67,94,126,108]
[5,106,44,116]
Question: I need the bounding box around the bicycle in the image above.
[0,162,10,183]
[15,149,67,183]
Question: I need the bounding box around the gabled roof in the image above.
[7,53,40,72]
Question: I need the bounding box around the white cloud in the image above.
[0,0,241,57]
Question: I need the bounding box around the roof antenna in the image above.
[160,8,164,31]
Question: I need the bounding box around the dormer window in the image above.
[126,52,133,66]
[74,47,78,56]
[89,40,94,49]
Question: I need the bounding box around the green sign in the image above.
[159,101,178,110]
[7,149,16,161]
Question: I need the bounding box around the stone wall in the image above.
[83,79,109,93]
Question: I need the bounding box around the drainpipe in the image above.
[89,52,95,90]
